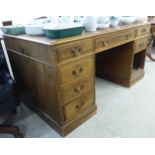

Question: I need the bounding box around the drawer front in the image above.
[58,57,94,85]
[5,37,40,56]
[64,91,94,121]
[55,38,93,63]
[61,79,94,104]
[5,37,52,63]
[95,31,134,52]
[137,26,150,37]
[5,37,22,52]
[134,37,148,53]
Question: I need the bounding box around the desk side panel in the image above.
[8,51,62,124]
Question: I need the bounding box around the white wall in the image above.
[0,0,64,26]
[0,0,89,27]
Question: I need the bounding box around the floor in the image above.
[1,47,155,138]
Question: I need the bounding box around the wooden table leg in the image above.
[0,124,24,138]
[146,52,155,61]
[146,37,155,61]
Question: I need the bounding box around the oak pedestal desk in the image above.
[3,23,150,136]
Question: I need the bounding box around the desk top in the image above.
[3,23,150,46]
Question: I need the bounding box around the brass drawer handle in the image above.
[20,47,29,55]
[75,101,85,111]
[74,87,81,94]
[79,67,83,74]
[71,46,81,57]
[102,40,109,47]
[72,67,83,77]
[125,34,131,40]
[75,105,80,110]
[141,28,146,33]
[75,51,80,56]
[74,85,84,94]
[71,47,76,54]
[139,43,144,48]
[21,47,24,53]
[78,46,83,52]
[72,70,77,76]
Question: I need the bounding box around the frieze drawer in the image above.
[95,30,134,52]
[54,38,93,63]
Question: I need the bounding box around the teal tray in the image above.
[1,26,25,35]
[44,26,84,39]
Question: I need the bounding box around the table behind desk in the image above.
[151,24,155,47]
